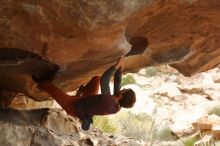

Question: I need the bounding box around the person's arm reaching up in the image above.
[100,66,116,94]
[114,57,124,95]
[100,57,124,95]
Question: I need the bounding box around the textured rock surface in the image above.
[192,115,220,145]
[0,0,219,101]
[126,66,220,138]
[9,94,60,109]
[126,0,220,76]
[0,108,146,146]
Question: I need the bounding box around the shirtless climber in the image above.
[37,57,136,130]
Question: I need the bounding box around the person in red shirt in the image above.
[38,57,136,130]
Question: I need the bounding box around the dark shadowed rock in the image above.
[0,0,219,102]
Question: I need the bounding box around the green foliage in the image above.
[208,105,220,116]
[92,111,160,144]
[183,137,197,146]
[112,111,157,144]
[92,116,118,134]
[121,74,136,86]
[157,127,178,141]
[145,67,161,77]
[92,110,181,145]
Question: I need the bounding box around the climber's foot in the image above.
[81,115,93,131]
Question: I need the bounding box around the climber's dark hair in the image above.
[118,89,136,108]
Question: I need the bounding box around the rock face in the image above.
[0,108,146,146]
[0,0,220,101]
[126,0,220,75]
[192,115,220,135]
[127,66,220,139]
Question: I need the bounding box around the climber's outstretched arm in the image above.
[100,66,116,94]
[100,57,124,95]
[114,57,124,95]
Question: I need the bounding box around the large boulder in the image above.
[0,108,146,146]
[0,0,219,102]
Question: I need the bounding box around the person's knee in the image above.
[91,76,100,81]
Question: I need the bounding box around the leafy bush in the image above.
[112,111,157,144]
[92,116,118,134]
[183,137,197,146]
[208,105,220,116]
[157,127,178,141]
[93,110,180,145]
[121,74,136,86]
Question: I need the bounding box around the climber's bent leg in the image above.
[75,76,101,130]
[76,76,100,97]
